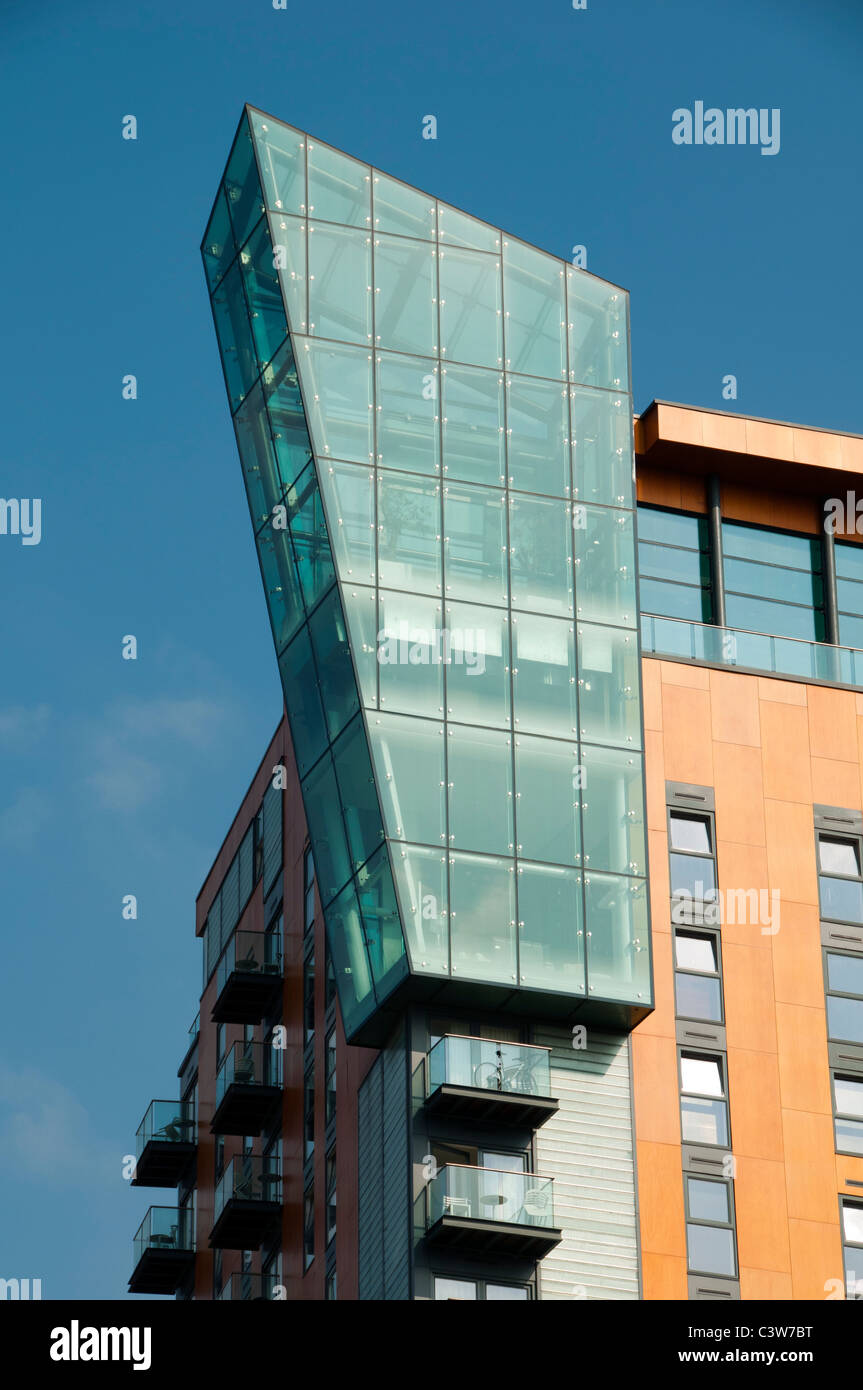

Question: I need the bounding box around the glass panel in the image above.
[308,223,372,345]
[840,614,863,652]
[308,588,360,742]
[725,557,821,607]
[571,387,633,507]
[356,847,407,988]
[326,879,375,1031]
[449,852,516,984]
[514,735,581,865]
[821,877,863,923]
[427,1166,554,1229]
[681,1055,724,1096]
[580,745,645,875]
[687,1223,735,1276]
[722,522,820,572]
[391,843,449,974]
[203,187,235,290]
[224,119,265,249]
[506,376,570,498]
[332,716,385,872]
[341,585,378,706]
[517,862,584,993]
[268,214,307,333]
[319,461,376,583]
[837,542,863,582]
[444,484,508,605]
[584,873,649,1002]
[437,203,500,253]
[428,1036,551,1096]
[294,337,374,463]
[377,473,442,595]
[509,494,573,617]
[675,972,722,1022]
[262,338,312,491]
[239,217,288,371]
[566,269,628,390]
[287,465,336,610]
[442,364,505,488]
[843,1203,863,1244]
[512,615,578,738]
[374,235,438,356]
[373,173,436,239]
[577,625,641,748]
[307,141,370,227]
[377,590,444,718]
[638,578,708,622]
[368,712,445,845]
[670,813,711,854]
[670,854,717,903]
[279,627,328,776]
[838,577,863,615]
[724,594,820,642]
[301,753,351,907]
[575,506,637,628]
[234,380,283,529]
[681,1097,728,1146]
[434,1277,477,1300]
[447,725,514,856]
[835,1075,863,1118]
[688,1178,730,1223]
[250,113,306,215]
[675,931,717,972]
[638,507,705,550]
[212,259,257,412]
[444,601,511,728]
[503,239,566,380]
[836,1119,863,1156]
[258,526,304,652]
[486,1284,529,1300]
[639,540,708,586]
[819,836,860,876]
[377,354,440,476]
[827,952,863,995]
[439,246,503,369]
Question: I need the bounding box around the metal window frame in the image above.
[683,1174,739,1281]
[677,1047,730,1151]
[823,946,863,1045]
[431,1272,535,1301]
[673,924,725,1027]
[832,1071,863,1157]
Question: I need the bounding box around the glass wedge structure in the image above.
[202,105,652,1044]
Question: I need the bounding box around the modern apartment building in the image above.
[128,107,863,1302]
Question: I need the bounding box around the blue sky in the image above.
[0,0,861,1299]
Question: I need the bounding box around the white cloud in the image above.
[0,1067,115,1188]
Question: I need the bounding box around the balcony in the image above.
[131,1099,196,1187]
[212,930,283,1024]
[218,1272,280,1301]
[210,1156,282,1250]
[425,1036,558,1130]
[129,1206,194,1295]
[423,1165,561,1261]
[212,1041,281,1136]
[641,613,863,692]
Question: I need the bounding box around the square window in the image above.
[681,1054,724,1097]
[687,1222,735,1277]
[843,1201,863,1245]
[835,1074,863,1118]
[818,836,859,877]
[675,931,717,973]
[670,812,711,854]
[434,1276,477,1300]
[675,973,722,1023]
[827,952,863,996]
[687,1178,730,1224]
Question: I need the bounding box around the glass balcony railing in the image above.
[216,930,282,997]
[214,1155,282,1223]
[189,1012,200,1045]
[427,1165,556,1230]
[218,1272,279,1301]
[135,1099,195,1158]
[641,614,863,689]
[133,1206,194,1264]
[428,1035,552,1099]
[215,1041,281,1107]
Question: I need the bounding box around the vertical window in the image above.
[685,1176,737,1278]
[304,951,316,1046]
[818,834,863,925]
[833,1074,863,1156]
[215,1135,225,1181]
[669,811,716,917]
[636,505,711,623]
[722,521,824,642]
[304,1067,315,1160]
[254,807,264,882]
[674,928,722,1023]
[325,944,337,1009]
[325,1270,337,1300]
[842,1200,863,1299]
[213,1247,223,1299]
[831,541,863,650]
[216,1023,225,1066]
[304,848,316,933]
[325,1028,337,1125]
[679,1052,729,1147]
[303,1185,315,1270]
[326,1148,337,1246]
[825,951,863,1044]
